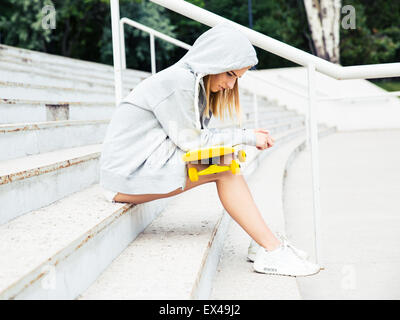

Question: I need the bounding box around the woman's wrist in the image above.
[242,128,257,146]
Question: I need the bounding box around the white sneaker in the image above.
[247,239,261,262]
[253,244,321,277]
[247,232,309,262]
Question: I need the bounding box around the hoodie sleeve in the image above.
[153,89,257,152]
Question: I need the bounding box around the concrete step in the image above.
[256,114,304,126]
[0,120,109,161]
[199,107,293,128]
[79,183,229,300]
[0,122,312,299]
[0,183,170,299]
[0,58,143,94]
[208,109,297,128]
[0,144,101,225]
[0,63,140,94]
[262,118,305,135]
[240,95,281,108]
[241,101,285,111]
[241,105,288,116]
[240,90,282,106]
[210,125,336,299]
[77,126,310,299]
[0,81,125,103]
[0,81,286,124]
[0,99,117,124]
[0,98,295,125]
[223,110,297,127]
[243,110,300,122]
[0,44,118,72]
[0,118,304,225]
[0,110,301,165]
[214,117,305,135]
[0,44,150,82]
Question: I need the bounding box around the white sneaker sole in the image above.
[247,253,256,262]
[253,266,322,277]
[248,251,309,263]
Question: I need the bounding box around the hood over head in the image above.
[176,21,258,76]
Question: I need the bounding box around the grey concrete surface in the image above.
[283,129,400,299]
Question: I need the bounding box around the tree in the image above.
[0,0,54,52]
[50,0,110,59]
[340,0,400,66]
[251,0,310,68]
[303,0,341,63]
[0,0,398,71]
[166,0,208,64]
[99,0,177,71]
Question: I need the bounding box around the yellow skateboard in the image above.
[182,146,247,182]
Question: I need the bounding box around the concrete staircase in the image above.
[0,44,336,299]
[0,44,147,123]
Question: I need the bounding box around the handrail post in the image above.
[307,63,322,265]
[120,20,126,70]
[150,33,156,74]
[252,93,258,128]
[110,0,123,106]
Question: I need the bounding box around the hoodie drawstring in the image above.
[194,72,204,131]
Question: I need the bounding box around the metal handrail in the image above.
[120,17,191,74]
[245,72,309,99]
[318,91,400,101]
[119,17,305,100]
[119,17,400,104]
[150,0,400,81]
[118,14,400,104]
[248,72,400,102]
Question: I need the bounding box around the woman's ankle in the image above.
[262,239,281,252]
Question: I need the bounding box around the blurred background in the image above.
[0,0,399,90]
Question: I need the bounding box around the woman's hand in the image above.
[254,128,275,150]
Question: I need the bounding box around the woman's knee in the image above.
[215,169,240,181]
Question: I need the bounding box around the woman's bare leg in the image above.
[113,153,235,204]
[113,153,280,251]
[112,161,224,204]
[215,171,280,251]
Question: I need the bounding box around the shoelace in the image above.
[276,232,305,260]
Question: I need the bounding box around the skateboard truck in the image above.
[182,146,246,182]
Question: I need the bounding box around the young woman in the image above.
[100,22,320,277]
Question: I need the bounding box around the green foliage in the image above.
[162,0,310,69]
[99,0,177,71]
[373,81,400,92]
[49,0,110,60]
[166,0,208,64]
[250,0,309,68]
[340,0,400,66]
[0,0,399,71]
[0,0,54,51]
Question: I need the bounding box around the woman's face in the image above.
[209,66,251,93]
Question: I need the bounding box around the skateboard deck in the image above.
[182,146,236,162]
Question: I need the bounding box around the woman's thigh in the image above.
[113,153,235,204]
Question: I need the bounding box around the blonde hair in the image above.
[202,74,242,126]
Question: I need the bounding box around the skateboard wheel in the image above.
[230,160,240,174]
[238,149,246,162]
[188,167,199,182]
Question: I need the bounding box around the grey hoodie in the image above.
[99,22,259,195]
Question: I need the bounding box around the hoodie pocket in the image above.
[144,138,177,170]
